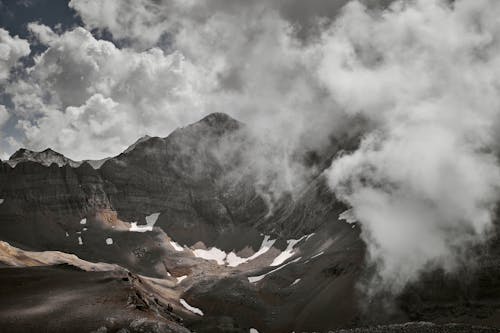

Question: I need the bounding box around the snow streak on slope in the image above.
[170,241,184,252]
[180,299,204,316]
[270,234,311,266]
[248,257,302,283]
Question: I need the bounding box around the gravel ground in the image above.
[330,322,500,333]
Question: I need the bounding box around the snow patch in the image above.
[191,235,276,267]
[226,235,276,267]
[177,275,187,283]
[193,247,227,265]
[180,298,204,316]
[80,218,86,225]
[270,234,310,267]
[291,278,301,286]
[225,252,248,267]
[129,212,160,232]
[78,236,83,245]
[129,222,152,232]
[106,238,113,245]
[170,241,184,252]
[0,199,4,205]
[250,329,259,333]
[339,209,357,224]
[145,212,160,226]
[248,257,302,283]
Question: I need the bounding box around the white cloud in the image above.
[322,0,500,293]
[27,22,58,45]
[0,105,9,128]
[6,2,348,186]
[8,25,213,160]
[68,0,354,49]
[0,28,30,82]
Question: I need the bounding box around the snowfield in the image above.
[193,247,227,265]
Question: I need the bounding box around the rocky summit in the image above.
[1,113,500,333]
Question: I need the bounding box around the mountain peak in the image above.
[198,112,241,131]
[8,148,81,168]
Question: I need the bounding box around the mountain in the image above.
[7,148,82,168]
[1,113,500,332]
[5,135,155,170]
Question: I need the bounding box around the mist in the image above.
[322,0,500,293]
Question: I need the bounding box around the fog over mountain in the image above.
[2,1,500,332]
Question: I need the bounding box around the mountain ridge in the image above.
[1,112,500,332]
[4,112,244,170]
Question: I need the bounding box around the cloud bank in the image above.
[7,24,212,160]
[322,0,500,292]
[2,0,500,295]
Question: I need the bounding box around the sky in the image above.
[2,0,500,295]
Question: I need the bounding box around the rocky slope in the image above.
[1,113,500,332]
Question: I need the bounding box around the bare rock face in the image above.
[99,112,268,246]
